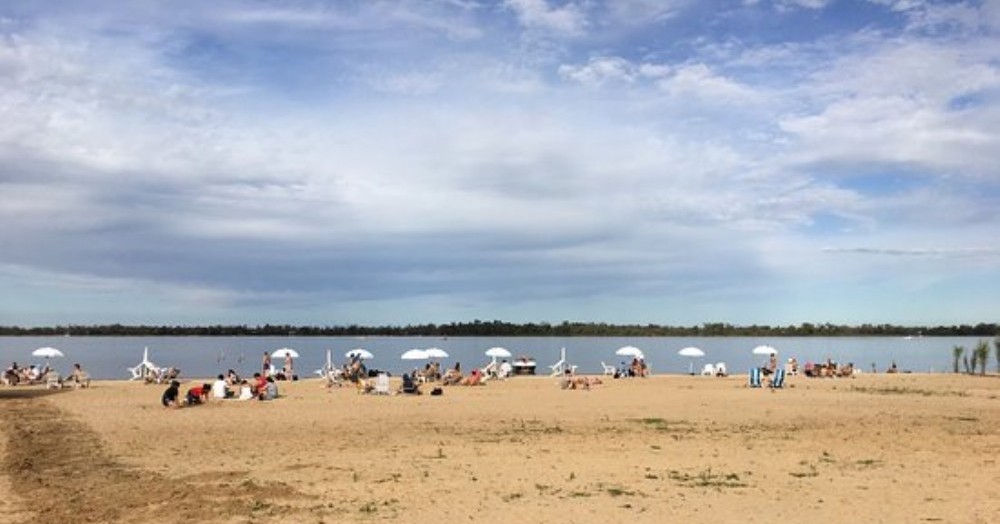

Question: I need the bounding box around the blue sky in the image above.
[1,0,999,327]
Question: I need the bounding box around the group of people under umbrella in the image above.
[2,346,91,388]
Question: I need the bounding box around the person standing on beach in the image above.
[283,353,294,379]
[262,351,271,376]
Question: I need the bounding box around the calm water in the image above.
[0,335,988,380]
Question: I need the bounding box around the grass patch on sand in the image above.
[849,386,968,398]
[629,418,698,434]
[668,468,749,489]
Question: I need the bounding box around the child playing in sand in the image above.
[161,380,181,408]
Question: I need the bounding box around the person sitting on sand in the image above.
[237,379,253,400]
[887,361,898,374]
[400,373,421,395]
[186,383,210,405]
[226,369,241,386]
[3,362,21,386]
[251,372,267,396]
[211,374,231,399]
[259,376,278,401]
[162,380,181,408]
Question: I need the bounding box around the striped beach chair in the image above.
[749,367,762,388]
[770,368,786,389]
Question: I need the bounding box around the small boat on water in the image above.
[511,356,536,375]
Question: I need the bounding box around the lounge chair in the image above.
[374,373,390,395]
[700,363,715,376]
[749,367,762,388]
[600,362,616,376]
[45,372,64,390]
[714,362,727,377]
[548,347,577,377]
[770,368,786,389]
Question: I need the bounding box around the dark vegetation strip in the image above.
[2,321,998,337]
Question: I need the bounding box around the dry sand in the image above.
[2,372,999,523]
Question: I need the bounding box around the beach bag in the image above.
[430,387,443,396]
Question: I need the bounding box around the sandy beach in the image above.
[2,372,999,523]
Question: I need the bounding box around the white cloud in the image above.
[656,63,760,103]
[558,56,635,86]
[776,0,834,10]
[504,0,588,36]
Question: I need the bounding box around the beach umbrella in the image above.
[615,346,645,359]
[678,346,705,375]
[485,347,512,359]
[32,347,65,359]
[271,348,299,359]
[401,349,429,360]
[424,347,449,359]
[346,348,374,360]
[752,345,778,356]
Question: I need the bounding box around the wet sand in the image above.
[2,372,999,523]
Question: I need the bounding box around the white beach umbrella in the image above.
[485,347,512,358]
[678,346,705,374]
[752,345,778,356]
[32,347,65,358]
[678,347,705,357]
[401,349,429,360]
[615,346,645,359]
[424,347,449,359]
[346,348,374,360]
[271,348,299,359]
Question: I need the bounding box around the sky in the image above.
[1,0,999,327]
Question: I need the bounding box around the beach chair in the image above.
[549,347,577,377]
[45,372,64,390]
[374,373,390,395]
[600,362,616,376]
[770,368,786,389]
[749,367,762,388]
[715,362,727,377]
[700,363,715,376]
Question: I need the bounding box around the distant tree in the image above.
[952,345,965,374]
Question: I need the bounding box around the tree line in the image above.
[0,320,998,337]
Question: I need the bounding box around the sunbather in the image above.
[460,369,483,386]
[67,363,91,388]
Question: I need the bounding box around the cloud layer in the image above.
[1,0,999,326]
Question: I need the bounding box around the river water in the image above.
[0,335,991,380]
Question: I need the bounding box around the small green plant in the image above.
[995,336,1000,374]
[952,345,965,374]
[974,340,990,375]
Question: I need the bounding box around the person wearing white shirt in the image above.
[211,374,231,399]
